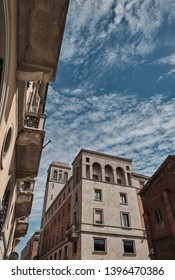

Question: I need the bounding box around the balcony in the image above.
[15,217,28,238]
[16,112,46,178]
[15,180,34,217]
[66,225,79,241]
[24,112,45,130]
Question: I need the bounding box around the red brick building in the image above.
[20,231,40,259]
[139,155,175,260]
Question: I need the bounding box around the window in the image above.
[51,194,53,200]
[58,249,62,260]
[94,209,103,224]
[154,208,162,223]
[52,170,57,180]
[123,240,135,254]
[105,165,114,183]
[64,246,68,259]
[64,172,68,181]
[73,241,77,254]
[75,192,78,203]
[86,157,90,162]
[93,174,99,180]
[60,226,64,240]
[2,124,14,168]
[94,189,102,201]
[59,170,62,180]
[94,238,106,252]
[120,193,127,204]
[116,167,126,185]
[92,162,102,181]
[121,212,130,228]
[105,177,110,182]
[74,211,77,225]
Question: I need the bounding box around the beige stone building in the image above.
[0,0,69,259]
[39,149,149,260]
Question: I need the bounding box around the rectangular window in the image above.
[94,209,103,224]
[64,246,68,259]
[73,241,77,254]
[154,208,162,223]
[94,238,106,252]
[123,240,135,254]
[94,189,102,201]
[60,226,64,240]
[121,212,130,227]
[75,192,78,203]
[58,249,62,260]
[120,193,127,204]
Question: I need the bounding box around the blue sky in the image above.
[17,0,175,254]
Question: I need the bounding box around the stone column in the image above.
[101,167,105,182]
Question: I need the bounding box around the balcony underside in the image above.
[15,223,28,238]
[17,0,70,82]
[16,129,45,178]
[15,194,33,217]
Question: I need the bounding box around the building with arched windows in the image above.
[38,149,150,260]
[0,0,69,259]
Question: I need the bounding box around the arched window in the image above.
[52,170,58,180]
[64,172,68,182]
[105,165,114,183]
[92,162,102,181]
[116,167,126,185]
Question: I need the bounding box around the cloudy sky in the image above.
[17,0,175,254]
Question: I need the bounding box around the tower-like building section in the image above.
[41,162,71,223]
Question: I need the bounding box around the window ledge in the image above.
[92,251,107,255]
[121,226,131,230]
[93,223,104,227]
[123,253,136,257]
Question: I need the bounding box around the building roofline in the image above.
[72,148,132,165]
[47,161,71,172]
[132,172,150,180]
[139,155,175,197]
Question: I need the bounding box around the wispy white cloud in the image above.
[61,0,174,67]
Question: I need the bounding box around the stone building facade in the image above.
[139,155,175,260]
[39,149,149,260]
[0,0,69,259]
